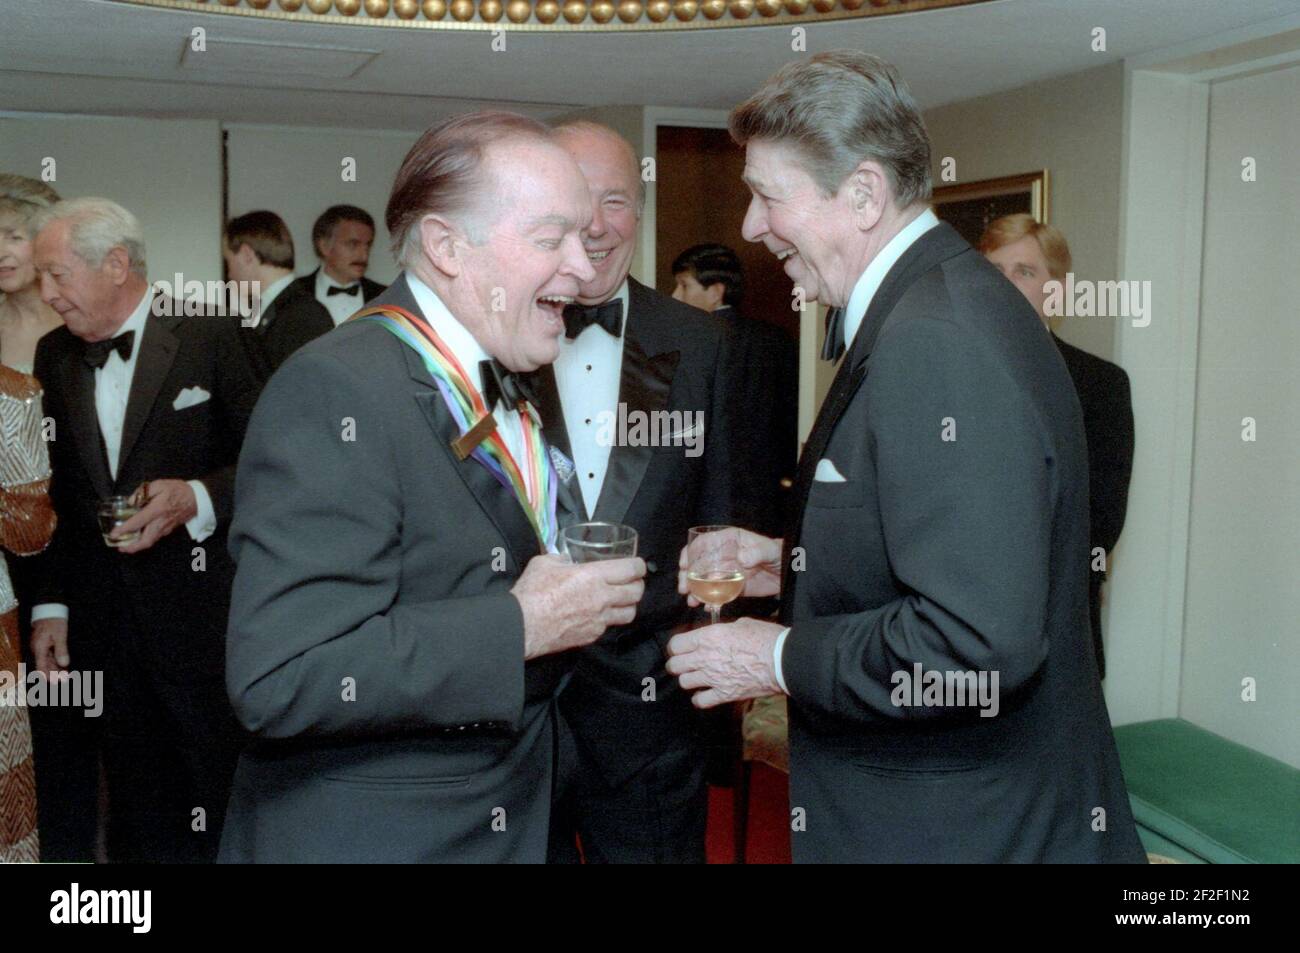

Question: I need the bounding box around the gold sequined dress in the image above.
[1,362,54,862]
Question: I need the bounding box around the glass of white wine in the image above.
[686,525,746,625]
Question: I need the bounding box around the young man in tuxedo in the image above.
[536,121,742,863]
[666,52,1146,863]
[287,204,386,326]
[29,197,263,862]
[981,215,1135,680]
[223,210,333,380]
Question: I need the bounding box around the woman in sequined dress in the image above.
[0,174,62,862]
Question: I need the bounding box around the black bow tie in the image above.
[563,299,623,340]
[83,330,135,370]
[479,359,538,412]
[821,306,846,363]
[327,284,360,297]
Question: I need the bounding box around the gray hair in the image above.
[30,197,148,277]
[729,51,932,208]
[551,120,646,218]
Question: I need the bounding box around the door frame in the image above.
[643,106,822,448]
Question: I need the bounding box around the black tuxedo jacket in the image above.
[286,268,385,312]
[242,280,334,381]
[529,277,740,787]
[220,275,576,863]
[1053,334,1134,679]
[779,224,1146,863]
[713,306,798,538]
[32,297,263,681]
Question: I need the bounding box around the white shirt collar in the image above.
[842,207,941,351]
[403,272,491,393]
[315,267,357,295]
[260,272,294,313]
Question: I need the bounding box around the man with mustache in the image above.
[534,121,743,863]
[287,204,386,326]
[667,52,1147,863]
[219,112,646,863]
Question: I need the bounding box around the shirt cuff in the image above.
[31,604,69,622]
[186,480,217,543]
[772,626,792,695]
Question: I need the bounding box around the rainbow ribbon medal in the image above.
[351,305,559,552]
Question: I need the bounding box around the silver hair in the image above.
[29,196,148,277]
[729,51,933,208]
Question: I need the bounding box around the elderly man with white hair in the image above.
[667,52,1148,863]
[30,196,263,862]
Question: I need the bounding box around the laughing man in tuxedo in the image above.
[219,112,646,863]
[666,52,1147,863]
[535,121,741,863]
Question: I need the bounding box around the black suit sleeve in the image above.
[693,324,741,529]
[199,317,263,523]
[782,318,1053,723]
[259,297,334,377]
[225,348,525,739]
[1086,364,1134,556]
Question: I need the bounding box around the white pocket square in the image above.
[814,458,848,483]
[172,386,211,411]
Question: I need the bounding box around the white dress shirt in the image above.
[31,289,217,624]
[773,208,941,693]
[316,268,365,327]
[552,280,628,516]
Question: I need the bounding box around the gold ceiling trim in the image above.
[112,0,991,33]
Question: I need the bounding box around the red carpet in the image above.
[705,763,793,864]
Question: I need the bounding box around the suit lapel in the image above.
[781,223,970,617]
[592,280,680,527]
[118,302,179,481]
[528,363,588,524]
[374,277,543,572]
[59,341,113,500]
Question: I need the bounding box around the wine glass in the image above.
[560,522,638,563]
[686,525,746,625]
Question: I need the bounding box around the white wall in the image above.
[223,124,416,286]
[1178,64,1300,767]
[923,63,1126,364]
[0,113,224,285]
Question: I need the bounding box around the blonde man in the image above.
[981,214,1135,679]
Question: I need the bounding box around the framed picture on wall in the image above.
[932,170,1050,246]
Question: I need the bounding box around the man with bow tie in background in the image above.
[219,112,646,863]
[287,204,387,325]
[534,121,742,863]
[29,197,262,862]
